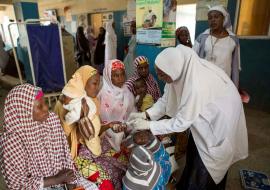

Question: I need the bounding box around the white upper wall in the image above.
[38,0,128,16]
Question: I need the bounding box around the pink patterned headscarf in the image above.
[98,60,135,151]
[0,84,77,189]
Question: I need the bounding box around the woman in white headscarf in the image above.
[193,5,241,88]
[104,21,117,65]
[128,45,248,189]
[85,26,96,65]
[98,59,135,152]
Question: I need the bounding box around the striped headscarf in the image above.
[0,84,77,189]
[126,56,161,102]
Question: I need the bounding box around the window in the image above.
[237,0,270,36]
[176,4,197,43]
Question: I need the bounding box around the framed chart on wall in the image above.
[102,12,114,28]
[77,13,88,29]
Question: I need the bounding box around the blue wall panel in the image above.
[21,2,39,20]
[113,11,130,61]
[239,39,270,112]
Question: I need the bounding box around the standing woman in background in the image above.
[105,21,117,65]
[123,20,137,79]
[94,27,106,74]
[76,26,90,66]
[193,5,241,87]
[176,26,192,48]
[85,26,96,65]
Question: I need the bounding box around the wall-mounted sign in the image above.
[136,0,176,47]
[161,0,177,47]
[136,0,163,45]
[77,13,88,29]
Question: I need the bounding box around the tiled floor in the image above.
[0,86,269,189]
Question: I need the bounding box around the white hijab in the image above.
[155,46,248,184]
[208,5,232,31]
[100,59,134,107]
[105,21,117,65]
[98,59,135,151]
[155,45,230,121]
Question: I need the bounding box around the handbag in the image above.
[78,98,95,141]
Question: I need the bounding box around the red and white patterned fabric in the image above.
[0,84,97,190]
[111,60,125,71]
[98,59,135,151]
[125,56,161,102]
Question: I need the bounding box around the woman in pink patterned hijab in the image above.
[0,84,97,190]
[98,59,135,152]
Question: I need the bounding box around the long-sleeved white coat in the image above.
[146,46,248,184]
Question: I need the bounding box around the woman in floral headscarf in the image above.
[104,21,117,65]
[98,59,135,152]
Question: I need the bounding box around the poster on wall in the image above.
[136,0,163,45]
[123,15,133,37]
[102,12,114,28]
[43,9,57,24]
[196,0,228,21]
[77,14,88,29]
[161,0,177,47]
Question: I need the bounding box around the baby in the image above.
[134,78,154,112]
[122,145,164,190]
[122,130,171,186]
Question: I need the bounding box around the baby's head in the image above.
[134,78,147,96]
[133,130,153,145]
[121,130,160,158]
[121,130,154,155]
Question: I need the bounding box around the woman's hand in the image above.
[130,118,150,132]
[80,98,89,118]
[108,121,127,133]
[100,121,120,135]
[66,184,77,190]
[55,169,76,184]
[43,169,76,187]
[127,112,147,123]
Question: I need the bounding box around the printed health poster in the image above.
[161,0,177,47]
[136,0,163,45]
